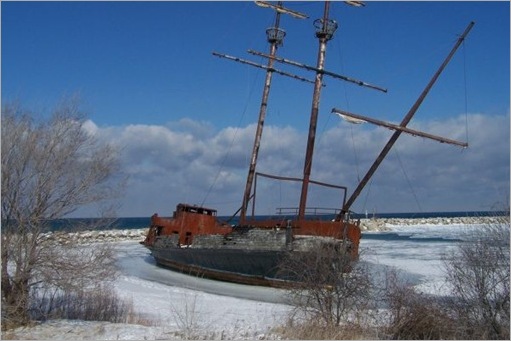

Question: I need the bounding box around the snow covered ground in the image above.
[4,223,489,340]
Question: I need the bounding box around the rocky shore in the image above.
[39,215,507,244]
[41,228,149,245]
[359,215,506,231]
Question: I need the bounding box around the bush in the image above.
[275,318,374,340]
[278,240,373,327]
[383,211,510,340]
[383,270,456,339]
[442,213,510,339]
[28,285,141,325]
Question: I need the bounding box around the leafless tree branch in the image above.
[1,98,124,329]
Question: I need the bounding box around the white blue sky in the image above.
[2,1,510,217]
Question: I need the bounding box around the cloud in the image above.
[86,111,509,217]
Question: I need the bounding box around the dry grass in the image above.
[274,318,379,340]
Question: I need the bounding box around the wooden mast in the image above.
[212,2,309,224]
[239,2,308,224]
[215,1,385,222]
[243,1,384,221]
[298,1,336,220]
[337,21,475,220]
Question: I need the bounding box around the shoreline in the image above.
[358,215,506,231]
[40,215,507,243]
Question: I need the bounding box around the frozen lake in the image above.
[7,223,490,339]
[116,223,475,300]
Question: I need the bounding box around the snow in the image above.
[113,271,291,339]
[3,320,163,340]
[5,223,484,339]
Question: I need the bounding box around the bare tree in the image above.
[443,211,510,339]
[1,98,124,328]
[278,240,373,328]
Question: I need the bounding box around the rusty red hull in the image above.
[141,203,361,286]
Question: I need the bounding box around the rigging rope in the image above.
[361,177,373,215]
[309,34,367,212]
[462,39,470,146]
[349,125,361,183]
[394,146,423,213]
[336,35,362,182]
[200,65,262,207]
[315,35,363,183]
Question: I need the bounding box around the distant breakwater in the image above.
[40,215,507,244]
[40,228,148,245]
[359,215,506,231]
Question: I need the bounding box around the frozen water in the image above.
[5,223,480,339]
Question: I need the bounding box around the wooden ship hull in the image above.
[141,203,361,287]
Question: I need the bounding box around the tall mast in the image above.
[239,2,307,224]
[338,21,475,219]
[298,1,337,220]
[216,1,382,222]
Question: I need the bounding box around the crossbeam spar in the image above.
[332,109,468,148]
[248,49,387,93]
[212,52,318,85]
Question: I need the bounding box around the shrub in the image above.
[29,285,138,324]
[442,212,510,339]
[278,241,373,327]
[383,270,457,339]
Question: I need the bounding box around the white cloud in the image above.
[81,119,99,136]
[87,111,509,217]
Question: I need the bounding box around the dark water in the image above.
[48,217,150,231]
[48,210,502,232]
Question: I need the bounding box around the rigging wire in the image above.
[279,177,282,213]
[200,2,283,208]
[334,32,365,200]
[383,40,455,89]
[200,64,262,207]
[394,146,423,213]
[361,177,373,215]
[310,26,368,212]
[462,39,470,147]
[332,22,363,183]
[349,125,361,183]
[315,33,363,178]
